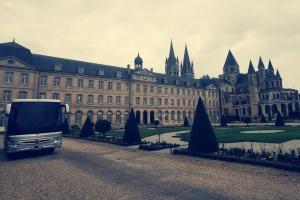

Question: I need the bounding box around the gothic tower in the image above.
[247,60,259,118]
[165,40,179,76]
[257,57,266,89]
[180,44,194,78]
[223,50,240,85]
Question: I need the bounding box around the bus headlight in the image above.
[7,142,18,148]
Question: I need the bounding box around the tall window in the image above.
[108,82,113,90]
[76,94,83,104]
[177,89,180,95]
[88,80,94,89]
[150,86,154,93]
[107,111,112,122]
[171,88,174,94]
[116,83,121,91]
[165,111,169,122]
[39,92,47,99]
[143,85,147,93]
[158,87,162,94]
[98,81,103,89]
[171,111,175,121]
[4,72,13,84]
[78,79,83,88]
[125,83,129,91]
[136,84,140,92]
[88,95,94,105]
[52,93,60,100]
[2,90,12,101]
[157,98,162,106]
[78,66,84,73]
[65,93,72,104]
[97,111,103,121]
[107,96,112,104]
[116,111,121,124]
[150,98,154,106]
[87,111,94,122]
[18,91,27,99]
[75,111,83,125]
[164,99,168,106]
[143,98,147,105]
[116,96,121,104]
[183,99,186,106]
[40,76,47,86]
[53,77,60,87]
[20,73,29,85]
[124,96,129,105]
[98,95,103,104]
[66,78,72,88]
[136,97,140,105]
[182,89,185,95]
[177,99,180,106]
[164,87,168,94]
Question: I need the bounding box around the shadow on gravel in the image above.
[0,149,56,161]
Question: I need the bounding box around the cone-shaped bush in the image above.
[62,118,70,135]
[95,120,111,137]
[80,117,94,138]
[188,97,219,153]
[220,115,227,127]
[123,108,141,144]
[183,116,189,127]
[275,111,285,126]
[261,114,266,123]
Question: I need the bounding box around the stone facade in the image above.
[0,41,298,128]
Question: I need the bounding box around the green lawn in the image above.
[106,126,190,138]
[178,126,300,143]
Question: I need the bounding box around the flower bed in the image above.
[172,147,300,172]
[63,134,140,146]
[139,141,180,151]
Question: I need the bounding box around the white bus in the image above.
[4,99,69,155]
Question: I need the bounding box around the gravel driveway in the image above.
[0,135,299,200]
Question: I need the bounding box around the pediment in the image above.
[132,68,156,82]
[0,57,35,70]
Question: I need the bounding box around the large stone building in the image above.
[0,40,299,128]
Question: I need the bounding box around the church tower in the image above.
[223,50,240,85]
[257,57,266,89]
[247,60,259,119]
[165,40,179,76]
[180,44,194,78]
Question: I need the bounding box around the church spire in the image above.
[258,56,265,71]
[276,69,282,80]
[168,39,176,60]
[247,60,255,74]
[165,39,179,76]
[224,50,239,67]
[181,44,194,78]
[268,59,274,72]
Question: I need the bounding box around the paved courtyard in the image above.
[0,135,300,200]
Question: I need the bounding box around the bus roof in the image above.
[12,99,61,103]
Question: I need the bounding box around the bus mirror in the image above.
[5,104,11,115]
[64,104,70,114]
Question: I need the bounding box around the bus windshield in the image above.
[7,102,64,135]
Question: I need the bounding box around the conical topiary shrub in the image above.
[123,108,141,144]
[261,114,266,123]
[80,117,94,138]
[188,97,219,153]
[183,116,189,127]
[220,115,227,127]
[275,111,285,126]
[62,118,70,135]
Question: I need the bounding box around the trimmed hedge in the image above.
[139,141,179,151]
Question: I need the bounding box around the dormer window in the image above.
[78,66,84,73]
[54,63,62,71]
[116,71,122,78]
[98,68,104,76]
[163,77,168,83]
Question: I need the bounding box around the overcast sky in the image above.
[1,0,300,90]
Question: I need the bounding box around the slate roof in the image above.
[0,42,36,66]
[236,74,248,84]
[224,50,239,67]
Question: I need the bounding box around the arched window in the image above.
[165,111,169,122]
[97,111,103,121]
[75,111,83,126]
[177,111,181,122]
[107,111,112,122]
[183,111,186,119]
[158,111,162,121]
[87,110,94,122]
[124,111,129,123]
[188,111,192,121]
[116,111,121,124]
[171,111,175,121]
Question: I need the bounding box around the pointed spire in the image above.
[247,60,255,74]
[276,69,282,80]
[168,39,176,59]
[224,50,238,67]
[258,56,265,70]
[268,59,274,72]
[183,44,191,67]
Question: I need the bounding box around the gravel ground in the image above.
[0,136,299,200]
